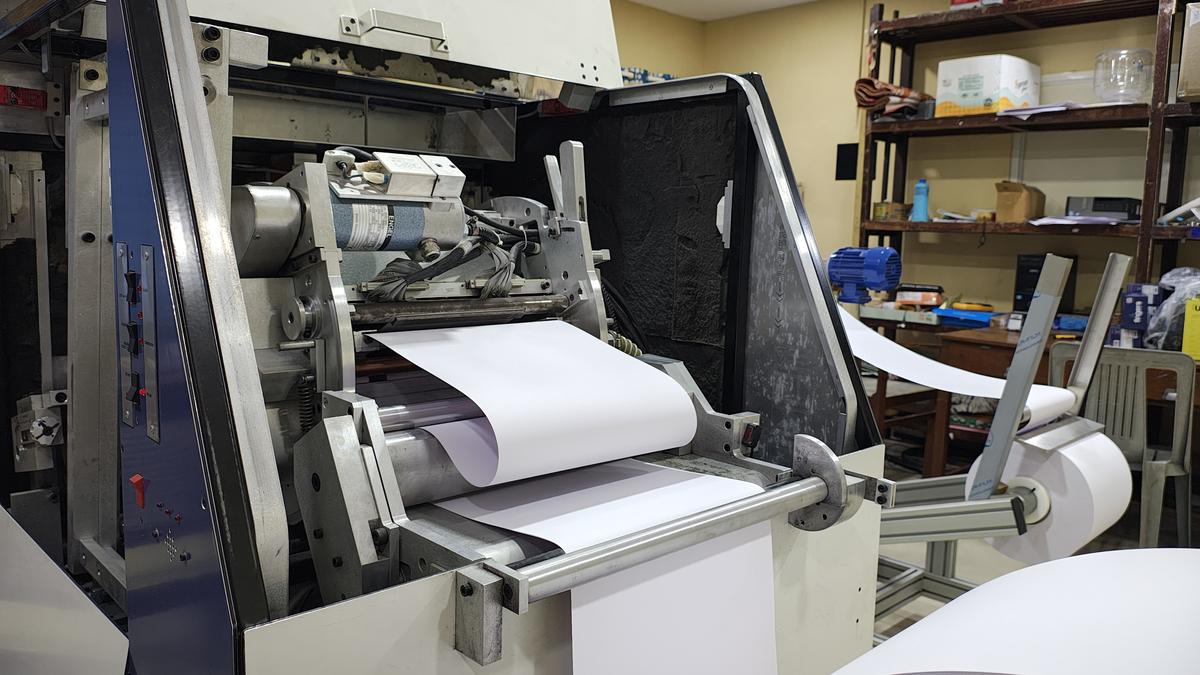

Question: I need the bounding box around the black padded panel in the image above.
[488,98,738,409]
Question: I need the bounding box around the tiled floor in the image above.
[874,450,1191,639]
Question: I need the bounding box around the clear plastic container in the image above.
[1093,48,1153,103]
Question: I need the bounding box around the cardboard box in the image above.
[936,54,1040,117]
[895,290,943,307]
[1180,4,1200,101]
[859,305,907,322]
[903,310,940,325]
[995,181,1046,222]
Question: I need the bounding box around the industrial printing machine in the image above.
[0,1,897,673]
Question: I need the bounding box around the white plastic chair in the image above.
[1050,343,1193,548]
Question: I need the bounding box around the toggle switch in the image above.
[125,372,142,408]
[124,322,140,355]
[740,423,762,450]
[124,270,140,304]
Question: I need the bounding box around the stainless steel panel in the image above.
[0,508,127,674]
[140,244,160,442]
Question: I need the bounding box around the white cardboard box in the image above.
[936,54,1040,117]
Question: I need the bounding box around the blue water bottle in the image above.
[912,178,930,222]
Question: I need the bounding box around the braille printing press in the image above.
[0,1,904,673]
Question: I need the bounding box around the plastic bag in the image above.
[1145,278,1200,350]
[1159,267,1200,292]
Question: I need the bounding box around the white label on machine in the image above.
[348,202,395,250]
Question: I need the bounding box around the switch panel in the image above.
[140,244,159,442]
[115,242,159,442]
[116,243,135,427]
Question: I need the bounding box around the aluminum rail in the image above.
[1063,252,1131,415]
[879,496,1026,544]
[378,397,482,431]
[510,475,828,607]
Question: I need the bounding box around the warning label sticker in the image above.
[348,203,396,250]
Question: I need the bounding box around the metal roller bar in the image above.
[356,355,418,377]
[503,476,828,610]
[354,295,570,330]
[378,397,482,431]
[383,428,477,506]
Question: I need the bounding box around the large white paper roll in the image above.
[965,432,1131,564]
[838,307,1076,429]
[370,320,698,486]
[837,549,1200,675]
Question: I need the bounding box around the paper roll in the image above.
[965,432,1131,564]
[838,307,1076,429]
[836,549,1200,675]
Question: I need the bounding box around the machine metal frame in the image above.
[2,1,895,672]
[873,253,1132,637]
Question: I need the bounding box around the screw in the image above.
[201,46,221,63]
[877,484,888,494]
[370,527,388,546]
[332,556,343,568]
[459,583,473,597]
[179,551,191,562]
[312,528,324,539]
[152,528,160,540]
[202,26,221,42]
[876,495,888,505]
[83,68,99,81]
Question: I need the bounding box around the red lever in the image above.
[129,473,148,509]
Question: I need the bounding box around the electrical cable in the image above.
[480,239,532,299]
[365,239,487,302]
[333,145,374,161]
[464,205,540,242]
[45,117,62,150]
[600,277,648,346]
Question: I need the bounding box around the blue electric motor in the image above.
[827,246,901,304]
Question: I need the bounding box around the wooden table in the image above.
[939,326,1080,384]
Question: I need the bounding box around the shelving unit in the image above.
[859,0,1191,281]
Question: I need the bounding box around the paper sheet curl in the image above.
[371,320,698,486]
[838,307,1075,429]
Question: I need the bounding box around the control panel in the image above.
[116,242,159,442]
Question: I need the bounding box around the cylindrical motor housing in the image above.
[230,184,304,276]
[329,193,464,251]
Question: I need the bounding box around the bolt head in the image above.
[459,583,473,597]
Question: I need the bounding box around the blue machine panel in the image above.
[108,1,266,672]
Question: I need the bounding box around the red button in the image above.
[129,473,148,509]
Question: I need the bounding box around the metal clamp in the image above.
[787,434,895,530]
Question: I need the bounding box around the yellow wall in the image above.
[702,1,868,256]
[610,0,1177,310]
[610,0,705,77]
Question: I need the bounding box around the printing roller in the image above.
[352,294,570,331]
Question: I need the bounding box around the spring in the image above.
[298,374,317,433]
[608,331,643,357]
